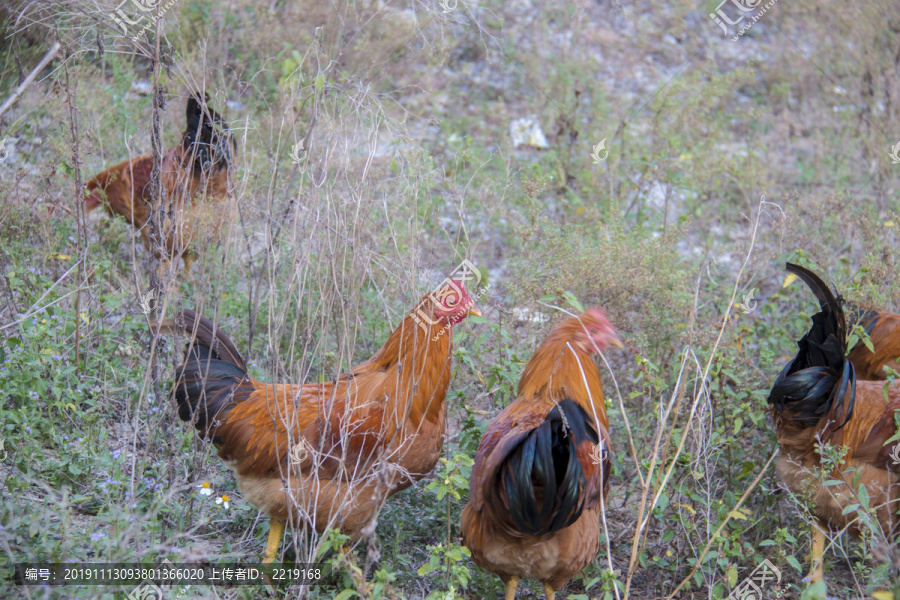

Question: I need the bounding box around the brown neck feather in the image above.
[364,313,455,426]
[517,317,608,429]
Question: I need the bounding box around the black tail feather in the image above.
[183,94,233,175]
[767,263,856,428]
[500,399,599,536]
[171,309,248,435]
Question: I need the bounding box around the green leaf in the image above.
[863,335,875,353]
[806,580,827,597]
[870,561,890,582]
[561,291,584,312]
[315,73,326,93]
[785,555,801,571]
[857,485,870,510]
[841,503,860,516]
[884,425,900,447]
[726,565,737,587]
[332,590,359,600]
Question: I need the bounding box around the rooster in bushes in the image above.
[84,93,234,272]
[157,280,480,563]
[461,308,622,600]
[768,263,900,585]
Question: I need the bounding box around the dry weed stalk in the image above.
[615,197,779,599]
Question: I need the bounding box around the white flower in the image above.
[197,482,213,496]
[215,495,231,509]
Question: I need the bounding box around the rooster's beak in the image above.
[609,334,624,349]
[467,307,482,318]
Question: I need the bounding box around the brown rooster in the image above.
[768,263,900,586]
[84,94,234,272]
[461,308,622,600]
[160,280,480,562]
[847,308,900,380]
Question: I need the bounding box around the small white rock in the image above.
[130,80,153,95]
[510,116,549,149]
[512,307,549,325]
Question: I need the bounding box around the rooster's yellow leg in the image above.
[807,524,825,583]
[263,518,285,564]
[542,582,555,600]
[505,576,520,600]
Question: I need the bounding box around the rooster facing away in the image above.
[461,308,622,600]
[84,94,234,272]
[767,263,900,585]
[160,281,480,562]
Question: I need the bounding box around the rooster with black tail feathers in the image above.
[84,93,234,272]
[461,308,622,600]
[158,280,480,563]
[768,263,900,587]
